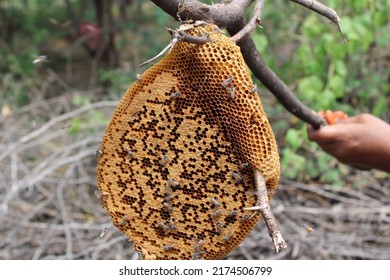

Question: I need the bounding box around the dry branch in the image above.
[151,0,252,27]
[230,0,264,43]
[289,0,346,43]
[245,170,287,253]
[0,100,118,163]
[139,24,213,67]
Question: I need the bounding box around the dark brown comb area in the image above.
[97,24,280,259]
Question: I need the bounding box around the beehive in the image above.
[97,24,280,259]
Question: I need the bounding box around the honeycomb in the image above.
[97,24,280,260]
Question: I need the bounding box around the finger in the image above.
[307,124,345,145]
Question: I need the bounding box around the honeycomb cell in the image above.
[97,24,280,260]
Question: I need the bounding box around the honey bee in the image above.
[194,239,204,251]
[216,221,224,233]
[159,154,168,166]
[164,245,175,252]
[163,194,176,203]
[32,55,49,65]
[239,162,249,169]
[167,218,176,231]
[158,222,170,231]
[239,214,250,223]
[226,210,237,218]
[94,190,101,199]
[101,192,110,199]
[95,148,103,158]
[170,180,180,188]
[193,252,201,260]
[211,209,222,219]
[231,171,243,183]
[301,223,315,234]
[251,83,257,94]
[119,215,129,226]
[125,147,134,158]
[163,202,173,213]
[229,86,235,99]
[99,227,108,238]
[62,123,72,129]
[223,232,234,242]
[210,197,220,208]
[221,77,233,89]
[170,91,181,99]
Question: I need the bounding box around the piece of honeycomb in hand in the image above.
[318,110,348,125]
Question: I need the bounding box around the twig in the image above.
[245,169,287,253]
[176,29,213,44]
[0,148,95,215]
[31,216,61,260]
[0,101,118,163]
[57,165,76,259]
[230,0,264,43]
[289,0,339,23]
[280,178,383,206]
[138,42,175,67]
[139,25,213,67]
[289,0,346,43]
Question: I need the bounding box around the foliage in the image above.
[252,0,390,184]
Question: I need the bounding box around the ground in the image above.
[1,89,389,260]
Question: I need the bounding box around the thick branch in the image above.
[227,19,325,128]
[150,0,252,27]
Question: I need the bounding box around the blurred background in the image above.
[0,0,389,259]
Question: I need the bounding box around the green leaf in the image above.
[297,75,324,104]
[285,128,303,151]
[328,75,345,98]
[335,60,347,77]
[281,148,306,179]
[252,32,268,52]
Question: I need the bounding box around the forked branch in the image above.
[139,22,213,67]
[230,0,264,43]
[245,170,287,253]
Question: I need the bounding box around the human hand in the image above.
[307,113,390,173]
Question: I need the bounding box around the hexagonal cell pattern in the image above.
[97,24,280,260]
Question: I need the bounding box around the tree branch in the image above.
[150,0,253,27]
[289,0,340,23]
[244,169,287,253]
[289,0,346,43]
[139,24,213,67]
[227,18,325,128]
[230,0,264,43]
